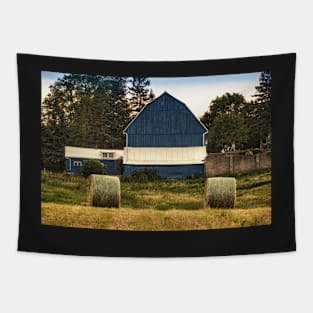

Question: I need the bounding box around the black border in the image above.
[17,53,296,257]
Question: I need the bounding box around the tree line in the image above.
[41,71,271,171]
[200,71,271,153]
[41,75,154,170]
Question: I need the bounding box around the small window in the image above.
[102,152,114,159]
[73,161,82,167]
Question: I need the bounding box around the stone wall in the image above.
[205,152,271,177]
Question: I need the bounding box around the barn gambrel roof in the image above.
[123,92,208,135]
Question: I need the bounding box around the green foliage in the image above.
[108,77,132,148]
[41,123,65,171]
[207,113,248,153]
[41,171,87,205]
[200,92,249,152]
[244,149,254,156]
[246,71,272,148]
[236,148,265,155]
[253,71,272,104]
[123,168,162,183]
[41,170,271,211]
[128,77,154,114]
[41,74,132,170]
[200,92,246,129]
[200,72,272,151]
[41,171,271,230]
[68,90,112,148]
[81,160,105,177]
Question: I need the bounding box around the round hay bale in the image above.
[87,174,120,208]
[204,177,236,208]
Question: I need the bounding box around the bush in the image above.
[124,168,162,183]
[238,148,267,155]
[186,172,205,179]
[244,149,254,156]
[81,160,105,177]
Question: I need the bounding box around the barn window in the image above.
[73,161,82,167]
[102,152,114,159]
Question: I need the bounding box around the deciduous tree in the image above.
[206,113,248,153]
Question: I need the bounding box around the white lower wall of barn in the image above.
[123,146,207,165]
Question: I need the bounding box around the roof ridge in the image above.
[123,91,208,134]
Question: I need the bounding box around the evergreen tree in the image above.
[41,74,131,170]
[41,78,71,171]
[107,77,131,148]
[128,77,152,114]
[148,88,155,101]
[253,71,272,104]
[68,90,112,148]
[250,71,272,148]
[41,120,67,171]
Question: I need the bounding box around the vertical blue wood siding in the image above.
[65,158,121,175]
[125,92,207,147]
[124,164,204,179]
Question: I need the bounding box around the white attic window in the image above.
[101,152,114,159]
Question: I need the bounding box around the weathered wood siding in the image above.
[125,92,207,147]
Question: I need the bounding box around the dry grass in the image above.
[42,202,271,231]
[41,170,272,231]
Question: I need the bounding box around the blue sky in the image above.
[42,71,261,117]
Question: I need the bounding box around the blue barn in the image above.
[65,146,123,175]
[123,92,208,179]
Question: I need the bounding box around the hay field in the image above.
[41,170,271,231]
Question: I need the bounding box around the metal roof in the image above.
[123,91,208,134]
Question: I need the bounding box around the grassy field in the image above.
[41,170,271,231]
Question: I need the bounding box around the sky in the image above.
[41,71,261,117]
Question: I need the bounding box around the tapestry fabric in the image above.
[17,53,296,257]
